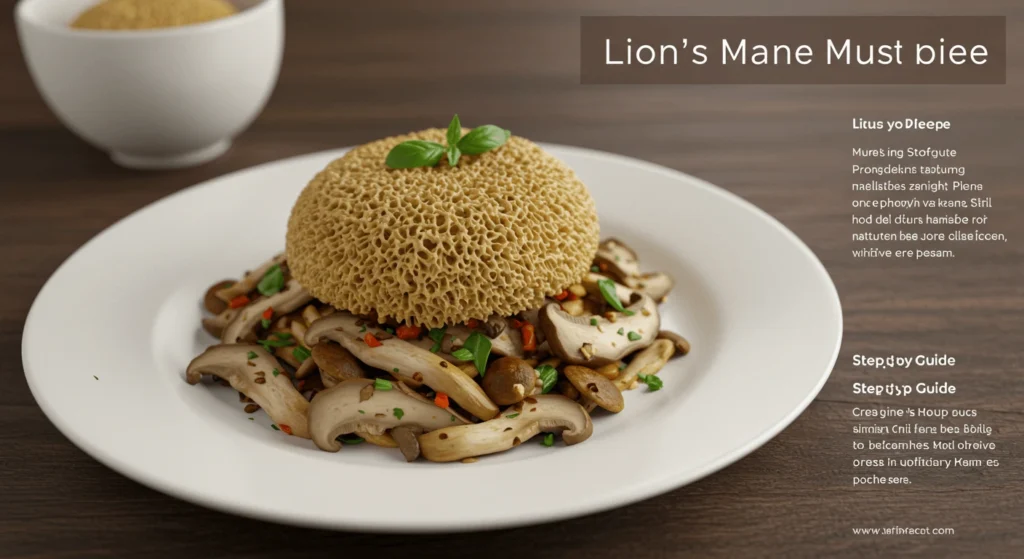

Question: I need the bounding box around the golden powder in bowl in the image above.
[71,0,238,30]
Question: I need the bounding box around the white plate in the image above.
[22,145,841,532]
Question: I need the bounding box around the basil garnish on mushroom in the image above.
[597,278,627,313]
[257,264,285,296]
[462,332,492,376]
[537,364,558,394]
[385,114,510,169]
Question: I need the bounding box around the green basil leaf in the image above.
[293,346,312,363]
[627,331,642,342]
[257,265,284,296]
[338,435,365,445]
[457,125,510,155]
[597,278,627,312]
[537,364,558,394]
[393,407,405,420]
[640,374,664,392]
[450,348,474,361]
[446,114,462,148]
[463,332,492,376]
[541,433,555,447]
[447,144,461,167]
[428,326,447,353]
[374,378,393,391]
[385,140,445,169]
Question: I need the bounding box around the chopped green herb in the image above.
[463,331,492,376]
[358,410,365,414]
[93,375,99,380]
[624,310,635,316]
[536,364,558,394]
[293,346,312,363]
[272,369,280,377]
[273,332,293,340]
[451,348,474,361]
[257,336,295,352]
[506,413,520,419]
[247,351,258,360]
[590,318,598,326]
[627,331,642,342]
[541,433,555,447]
[450,414,457,422]
[359,326,367,333]
[637,374,664,392]
[271,424,280,431]
[248,417,254,421]
[374,378,393,391]
[261,318,271,329]
[591,265,600,273]
[428,326,447,353]
[617,328,624,336]
[385,327,395,335]
[597,278,627,312]
[257,265,285,296]
[339,435,365,445]
[392,368,400,374]
[619,363,627,371]
[393,408,405,420]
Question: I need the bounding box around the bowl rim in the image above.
[15,0,280,39]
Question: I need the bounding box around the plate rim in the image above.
[22,144,843,532]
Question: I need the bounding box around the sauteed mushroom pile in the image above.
[187,238,689,463]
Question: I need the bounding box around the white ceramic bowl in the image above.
[15,0,283,169]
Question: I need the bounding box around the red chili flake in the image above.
[521,323,537,351]
[365,333,382,348]
[262,307,274,320]
[229,295,250,309]
[279,424,293,435]
[509,318,525,329]
[566,291,579,301]
[434,392,450,409]
[297,380,306,390]
[466,318,480,328]
[552,290,569,301]
[396,324,422,340]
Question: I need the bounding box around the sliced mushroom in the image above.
[407,323,524,359]
[221,279,313,344]
[627,272,674,302]
[391,425,425,462]
[202,307,239,339]
[308,379,467,452]
[481,315,507,338]
[306,314,499,420]
[594,238,640,282]
[215,253,287,303]
[481,357,540,406]
[615,339,675,391]
[540,278,659,367]
[311,342,365,388]
[419,395,593,462]
[563,365,624,413]
[656,330,690,356]
[186,344,310,438]
[204,280,235,314]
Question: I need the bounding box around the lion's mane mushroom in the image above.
[308,378,468,455]
[481,357,541,405]
[418,395,593,462]
[539,278,659,367]
[221,279,313,344]
[305,314,499,420]
[215,253,287,303]
[186,344,310,438]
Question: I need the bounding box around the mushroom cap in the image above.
[481,357,538,405]
[286,129,600,328]
[564,365,625,413]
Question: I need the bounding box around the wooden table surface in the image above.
[3,1,1022,557]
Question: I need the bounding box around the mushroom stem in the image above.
[186,344,310,438]
[215,253,287,303]
[221,279,313,344]
[306,314,499,420]
[615,339,675,391]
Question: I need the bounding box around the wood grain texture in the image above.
[2,0,1022,557]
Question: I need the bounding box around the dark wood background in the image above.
[2,1,1021,557]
